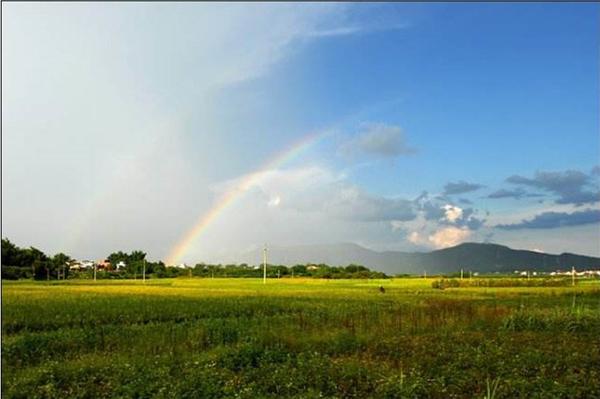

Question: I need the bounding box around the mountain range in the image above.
[236,242,600,275]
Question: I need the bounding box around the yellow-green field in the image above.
[2,278,600,398]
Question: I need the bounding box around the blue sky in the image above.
[3,3,599,262]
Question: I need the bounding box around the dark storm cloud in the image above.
[460,209,485,230]
[505,169,599,206]
[496,209,600,230]
[415,193,451,221]
[555,191,600,205]
[422,201,446,220]
[487,188,544,200]
[443,180,484,195]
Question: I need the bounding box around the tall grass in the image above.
[2,278,600,398]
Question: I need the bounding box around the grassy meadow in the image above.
[2,277,600,398]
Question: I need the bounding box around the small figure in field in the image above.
[379,285,385,294]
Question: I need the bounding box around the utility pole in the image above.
[94,263,97,282]
[460,268,464,280]
[263,244,268,284]
[143,259,146,283]
[572,266,576,286]
[423,270,427,279]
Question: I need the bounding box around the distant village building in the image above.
[307,265,319,271]
[69,260,94,271]
[96,259,112,270]
[68,261,83,271]
[116,261,127,270]
[516,270,538,276]
[81,260,95,269]
[550,269,600,277]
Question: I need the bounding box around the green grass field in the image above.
[2,278,600,398]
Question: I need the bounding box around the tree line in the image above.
[1,238,388,280]
[2,238,72,280]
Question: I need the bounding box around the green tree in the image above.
[26,247,49,279]
[33,258,53,280]
[129,251,146,262]
[291,265,307,276]
[107,251,128,266]
[52,253,72,279]
[1,238,19,266]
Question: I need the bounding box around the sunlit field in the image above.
[3,278,600,398]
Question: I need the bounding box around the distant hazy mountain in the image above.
[237,242,600,274]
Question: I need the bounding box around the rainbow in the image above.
[165,131,327,265]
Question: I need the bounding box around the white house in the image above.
[69,260,95,271]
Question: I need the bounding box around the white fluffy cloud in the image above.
[428,227,471,249]
[392,194,479,250]
[214,165,417,223]
[442,204,463,223]
[404,226,471,249]
[268,196,282,207]
[407,231,423,245]
[189,163,427,262]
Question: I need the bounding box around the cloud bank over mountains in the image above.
[210,157,599,257]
